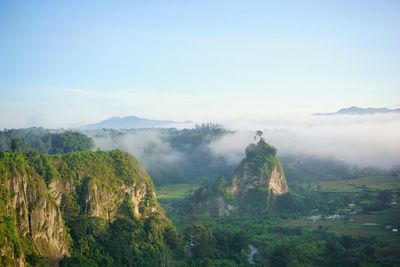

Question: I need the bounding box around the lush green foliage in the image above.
[190,177,231,203]
[158,172,400,266]
[180,140,283,216]
[184,224,216,259]
[0,127,94,154]
[157,183,200,203]
[59,149,151,188]
[272,192,316,214]
[86,126,388,188]
[62,215,182,267]
[86,124,235,185]
[1,127,398,266]
[0,152,50,266]
[0,150,182,266]
[299,175,400,193]
[281,155,386,182]
[0,183,22,266]
[167,213,392,266]
[241,140,277,178]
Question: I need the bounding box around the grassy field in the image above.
[283,207,400,236]
[292,175,400,260]
[156,177,400,260]
[302,176,400,192]
[282,207,400,259]
[156,176,400,201]
[156,183,200,203]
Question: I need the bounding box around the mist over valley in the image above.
[1,1,400,265]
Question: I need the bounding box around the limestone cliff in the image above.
[187,140,288,217]
[58,150,164,221]
[230,140,288,197]
[0,153,69,266]
[0,150,166,266]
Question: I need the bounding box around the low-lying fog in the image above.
[218,113,400,169]
[91,113,400,170]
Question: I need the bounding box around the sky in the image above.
[1,0,400,128]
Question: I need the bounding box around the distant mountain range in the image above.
[314,106,400,116]
[81,116,192,129]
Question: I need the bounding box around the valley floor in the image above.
[156,176,400,264]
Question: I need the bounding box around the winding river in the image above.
[248,244,258,264]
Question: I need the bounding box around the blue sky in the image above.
[1,0,399,128]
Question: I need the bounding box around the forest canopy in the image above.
[0,128,94,154]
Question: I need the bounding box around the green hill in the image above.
[0,150,179,266]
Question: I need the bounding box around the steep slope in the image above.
[231,140,288,197]
[53,150,164,220]
[186,139,288,217]
[0,152,69,266]
[0,150,174,266]
[230,140,288,213]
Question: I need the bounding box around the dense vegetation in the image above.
[280,155,386,182]
[0,153,28,266]
[175,216,386,266]
[156,135,400,265]
[55,150,184,266]
[61,214,182,267]
[0,128,94,154]
[86,125,387,186]
[159,178,400,266]
[1,127,398,266]
[86,124,236,185]
[1,126,386,185]
[0,151,55,266]
[0,150,182,267]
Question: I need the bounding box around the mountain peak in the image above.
[81,115,192,129]
[314,106,400,116]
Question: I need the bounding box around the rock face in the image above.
[0,150,165,266]
[1,155,70,267]
[230,140,288,198]
[268,162,288,195]
[188,140,289,217]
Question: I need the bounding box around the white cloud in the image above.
[210,113,400,169]
[92,130,184,169]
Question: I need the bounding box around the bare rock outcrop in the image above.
[230,140,288,198]
[6,168,69,265]
[188,140,289,217]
